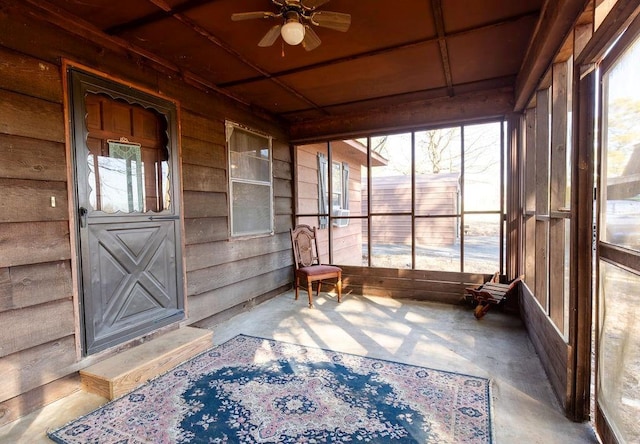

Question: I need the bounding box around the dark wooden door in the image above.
[70,70,184,355]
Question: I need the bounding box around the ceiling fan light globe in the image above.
[281,20,305,45]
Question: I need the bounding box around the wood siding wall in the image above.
[363,175,459,246]
[0,4,292,423]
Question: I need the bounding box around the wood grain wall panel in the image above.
[0,5,161,91]
[343,266,489,283]
[0,178,68,223]
[272,139,292,163]
[0,47,62,103]
[0,221,71,268]
[275,197,293,215]
[159,77,285,139]
[181,164,227,193]
[274,178,293,199]
[182,191,227,219]
[0,90,64,143]
[0,373,79,428]
[187,267,293,323]
[273,159,292,180]
[340,266,491,304]
[0,2,294,420]
[0,335,78,404]
[0,134,67,182]
[0,300,74,358]
[520,285,569,409]
[0,261,72,311]
[181,136,226,168]
[0,373,80,428]
[183,217,228,245]
[185,232,291,272]
[187,249,293,297]
[275,214,293,233]
[180,111,225,144]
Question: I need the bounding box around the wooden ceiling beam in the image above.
[17,0,287,122]
[220,10,539,89]
[288,87,514,143]
[514,0,591,112]
[105,0,216,34]
[282,74,516,118]
[142,0,328,115]
[430,0,455,97]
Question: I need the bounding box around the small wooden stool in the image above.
[466,273,523,319]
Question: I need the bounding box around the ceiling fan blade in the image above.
[310,11,351,32]
[258,24,282,47]
[302,25,321,51]
[231,11,276,21]
[302,0,331,9]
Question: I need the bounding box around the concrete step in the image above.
[80,327,213,400]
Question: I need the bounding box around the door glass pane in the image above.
[85,94,170,214]
[601,39,640,250]
[598,261,640,442]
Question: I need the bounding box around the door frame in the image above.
[573,5,640,442]
[64,62,186,356]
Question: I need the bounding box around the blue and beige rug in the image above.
[49,335,492,443]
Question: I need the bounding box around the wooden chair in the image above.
[290,224,342,308]
[465,272,523,319]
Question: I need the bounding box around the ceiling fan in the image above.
[231,0,351,51]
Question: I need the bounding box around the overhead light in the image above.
[281,19,305,45]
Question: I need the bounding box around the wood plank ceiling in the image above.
[26,0,544,139]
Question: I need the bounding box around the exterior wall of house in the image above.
[0,4,292,423]
[363,174,460,246]
[295,143,363,266]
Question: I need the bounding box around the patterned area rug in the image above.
[49,335,492,443]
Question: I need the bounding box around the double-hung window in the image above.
[226,122,273,237]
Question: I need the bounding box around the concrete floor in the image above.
[0,292,598,443]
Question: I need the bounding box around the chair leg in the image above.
[316,281,322,297]
[307,280,314,308]
[337,273,342,303]
[294,276,299,301]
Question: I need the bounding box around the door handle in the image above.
[148,215,180,221]
[79,207,88,228]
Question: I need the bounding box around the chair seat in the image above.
[290,224,343,308]
[297,264,342,278]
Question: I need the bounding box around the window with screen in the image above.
[226,122,273,237]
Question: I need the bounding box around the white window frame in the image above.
[226,121,274,238]
[317,154,350,228]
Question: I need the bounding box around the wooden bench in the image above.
[466,273,523,319]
